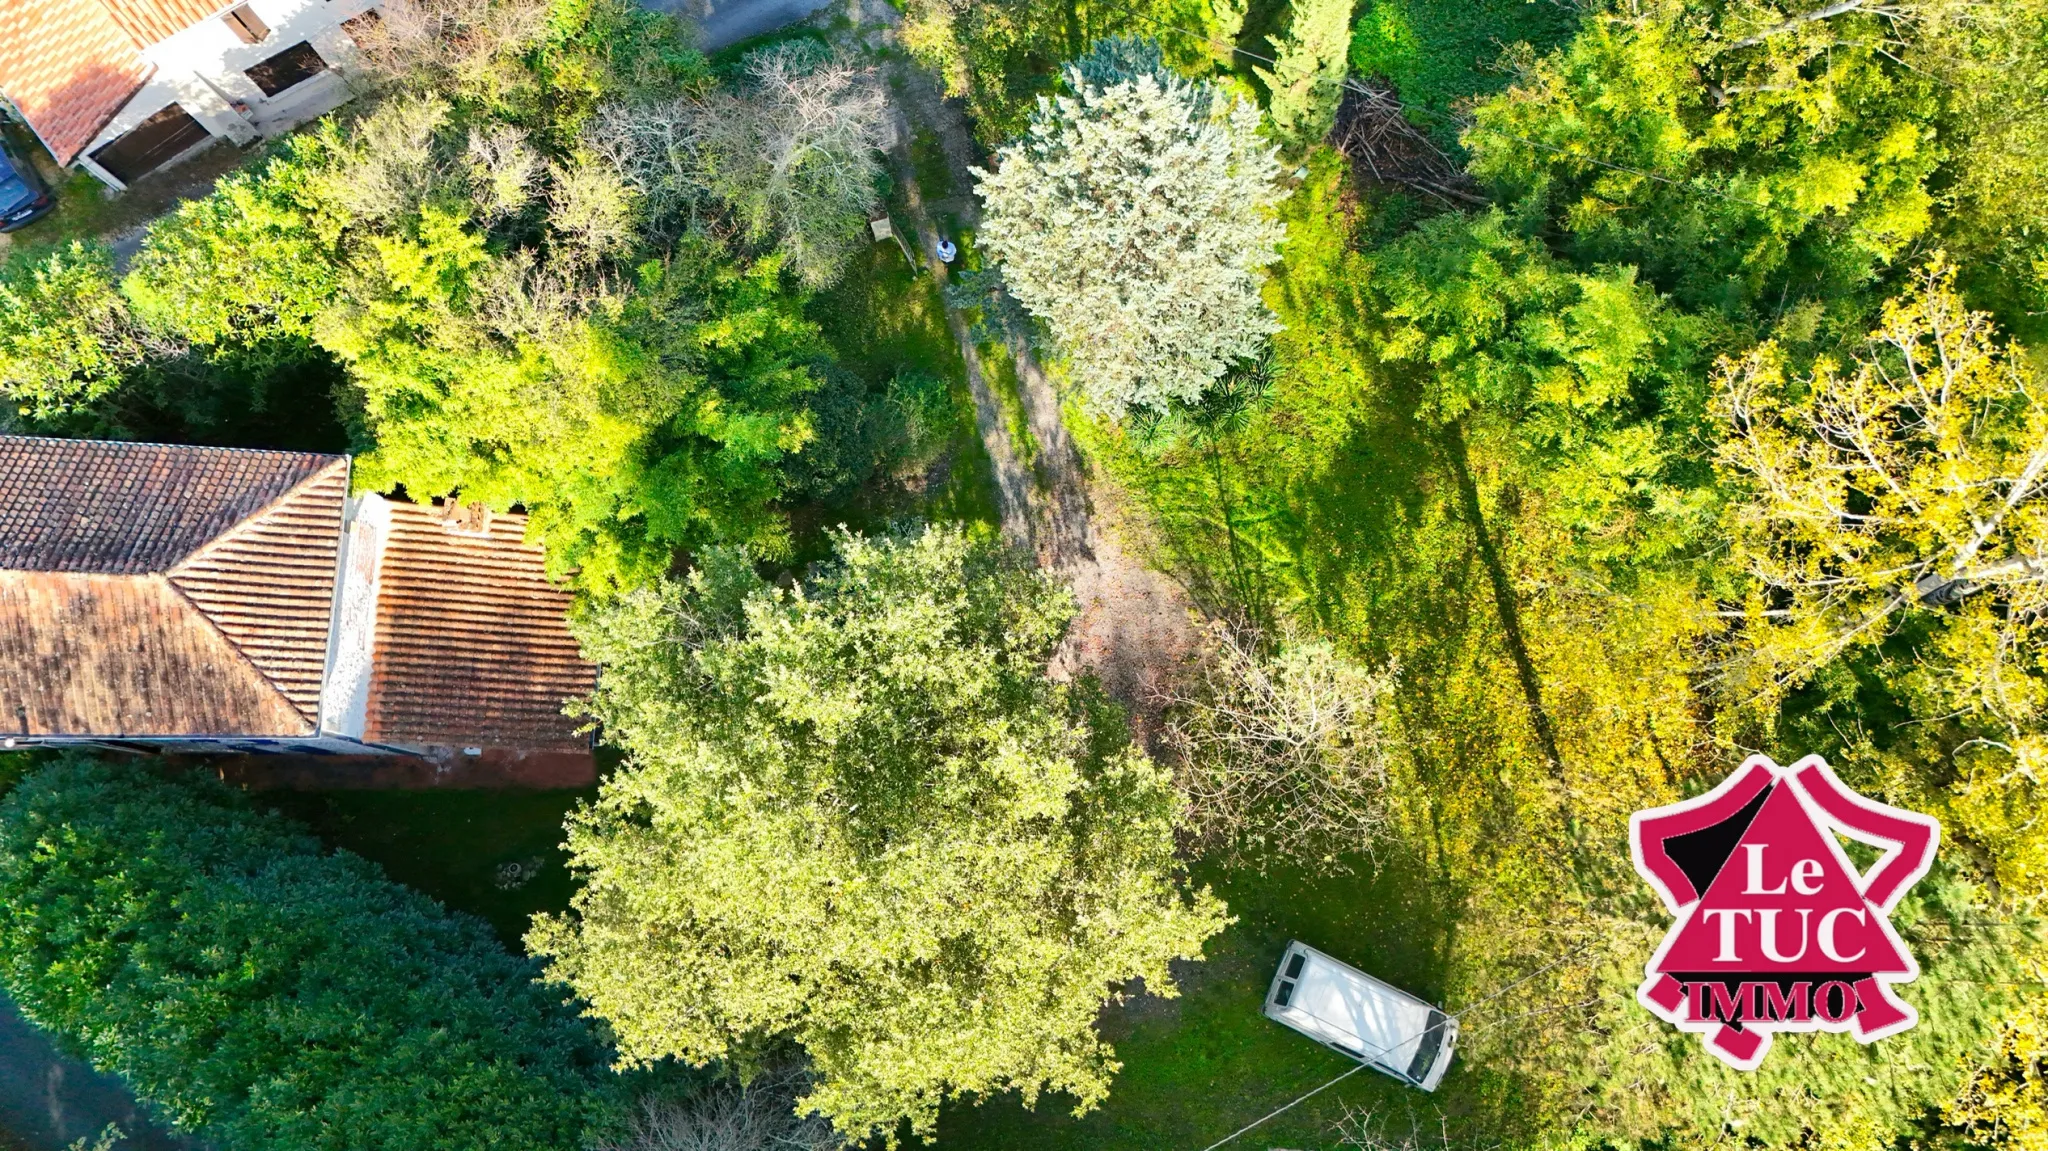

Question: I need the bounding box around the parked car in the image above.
[1263,940,1458,1091]
[0,141,53,232]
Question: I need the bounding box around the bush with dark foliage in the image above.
[0,757,610,1151]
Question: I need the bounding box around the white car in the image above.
[1263,940,1458,1091]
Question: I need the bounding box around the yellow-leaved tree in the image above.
[1715,256,2048,899]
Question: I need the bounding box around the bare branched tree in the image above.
[1165,623,1399,872]
[350,0,553,91]
[548,155,638,263]
[466,123,542,221]
[1334,1106,1494,1151]
[602,1069,840,1151]
[587,43,888,286]
[475,249,617,344]
[329,93,456,223]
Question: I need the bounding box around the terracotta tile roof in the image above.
[0,436,347,737]
[362,502,594,752]
[0,0,152,164]
[0,436,593,751]
[97,0,229,49]
[0,436,342,574]
[0,571,311,737]
[167,460,349,722]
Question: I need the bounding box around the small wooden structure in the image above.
[870,214,917,270]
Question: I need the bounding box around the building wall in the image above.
[318,492,389,742]
[75,0,376,188]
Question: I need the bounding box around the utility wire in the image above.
[1191,943,1599,1151]
[1193,1062,1369,1151]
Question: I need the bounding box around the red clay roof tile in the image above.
[0,436,344,574]
[97,0,231,50]
[362,501,594,752]
[0,437,346,737]
[0,436,593,751]
[0,571,312,736]
[0,0,151,164]
[168,459,349,724]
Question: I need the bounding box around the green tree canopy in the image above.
[1257,0,1355,151]
[898,0,1229,146]
[529,525,1227,1142]
[976,37,1287,417]
[0,242,149,423]
[1363,208,1715,569]
[1464,0,1940,317]
[110,4,851,591]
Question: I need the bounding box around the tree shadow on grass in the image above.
[925,831,1577,1151]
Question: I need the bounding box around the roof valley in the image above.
[155,574,315,735]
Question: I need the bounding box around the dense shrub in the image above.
[0,758,610,1151]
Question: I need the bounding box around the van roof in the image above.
[1272,944,1437,1073]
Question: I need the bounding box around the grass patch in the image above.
[931,850,1462,1151]
[803,197,1000,543]
[2,125,253,257]
[1347,0,1581,142]
[812,230,955,388]
[254,788,594,947]
[912,128,955,201]
[786,214,995,557]
[978,343,1038,469]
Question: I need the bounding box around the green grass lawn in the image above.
[1346,0,1582,142]
[931,850,1474,1151]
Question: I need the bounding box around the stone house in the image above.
[0,435,596,783]
[0,0,377,189]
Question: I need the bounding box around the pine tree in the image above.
[1257,0,1355,149]
[976,38,1287,417]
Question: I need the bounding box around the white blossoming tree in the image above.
[975,38,1287,417]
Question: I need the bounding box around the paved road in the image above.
[644,0,838,49]
[0,997,197,1151]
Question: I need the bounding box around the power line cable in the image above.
[1191,942,1599,1151]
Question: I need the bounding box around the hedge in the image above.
[0,757,609,1151]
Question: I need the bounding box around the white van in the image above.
[1262,941,1458,1091]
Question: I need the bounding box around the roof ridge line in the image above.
[0,434,348,463]
[152,573,315,734]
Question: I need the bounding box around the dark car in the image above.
[0,141,53,232]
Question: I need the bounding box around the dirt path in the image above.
[876,45,1203,739]
[882,118,1033,550]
